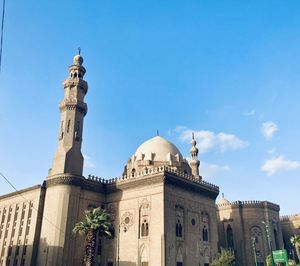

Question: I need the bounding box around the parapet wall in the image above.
[217,200,280,211]
[86,165,219,191]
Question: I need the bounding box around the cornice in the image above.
[0,185,43,201]
[45,174,105,193]
[164,172,219,200]
[59,100,87,115]
[106,172,165,193]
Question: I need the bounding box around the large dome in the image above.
[134,136,183,161]
[124,135,192,177]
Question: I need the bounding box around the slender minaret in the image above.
[189,132,201,180]
[49,52,88,178]
[38,53,89,265]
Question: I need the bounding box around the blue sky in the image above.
[0,1,300,215]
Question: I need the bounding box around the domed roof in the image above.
[134,136,183,162]
[217,195,231,205]
[73,54,83,66]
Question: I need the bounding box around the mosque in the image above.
[0,54,299,266]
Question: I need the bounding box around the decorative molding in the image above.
[45,174,105,193]
[63,79,88,94]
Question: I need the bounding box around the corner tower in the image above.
[49,53,88,177]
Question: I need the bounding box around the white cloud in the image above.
[176,127,248,154]
[262,121,278,140]
[83,153,95,168]
[261,155,300,176]
[201,162,230,178]
[243,109,255,116]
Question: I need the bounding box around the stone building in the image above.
[280,214,300,259]
[217,198,284,265]
[0,54,298,266]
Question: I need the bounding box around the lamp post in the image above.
[261,221,275,266]
[252,237,258,266]
[117,222,126,266]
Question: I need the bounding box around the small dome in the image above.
[134,136,183,161]
[73,54,83,66]
[218,197,231,205]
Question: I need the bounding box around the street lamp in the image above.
[117,222,126,266]
[252,237,258,266]
[261,221,275,266]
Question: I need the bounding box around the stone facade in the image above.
[280,214,300,259]
[0,54,299,266]
[217,200,284,266]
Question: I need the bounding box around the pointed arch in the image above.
[176,247,183,262]
[140,244,149,266]
[226,224,234,249]
[250,226,264,263]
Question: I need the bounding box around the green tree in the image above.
[211,248,235,266]
[291,234,300,262]
[266,254,272,266]
[73,207,113,266]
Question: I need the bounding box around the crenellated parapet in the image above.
[280,213,300,221]
[217,199,280,211]
[86,165,219,191]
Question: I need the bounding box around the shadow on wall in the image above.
[2,241,63,266]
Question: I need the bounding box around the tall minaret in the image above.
[189,132,201,180]
[37,54,89,265]
[49,52,88,178]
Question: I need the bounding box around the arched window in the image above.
[176,220,183,238]
[131,168,136,177]
[251,226,264,264]
[202,226,208,242]
[226,224,234,249]
[141,219,149,237]
[274,229,279,250]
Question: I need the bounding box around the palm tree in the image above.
[290,234,300,262]
[73,207,113,266]
[211,248,236,266]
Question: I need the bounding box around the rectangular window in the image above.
[177,263,183,266]
[107,262,113,266]
[141,262,148,266]
[67,120,71,133]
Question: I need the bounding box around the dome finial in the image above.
[73,48,83,66]
[156,129,159,136]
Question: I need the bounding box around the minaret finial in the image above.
[192,132,194,140]
[78,47,81,55]
[157,130,159,136]
[222,193,224,198]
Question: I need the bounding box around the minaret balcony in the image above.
[63,79,88,94]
